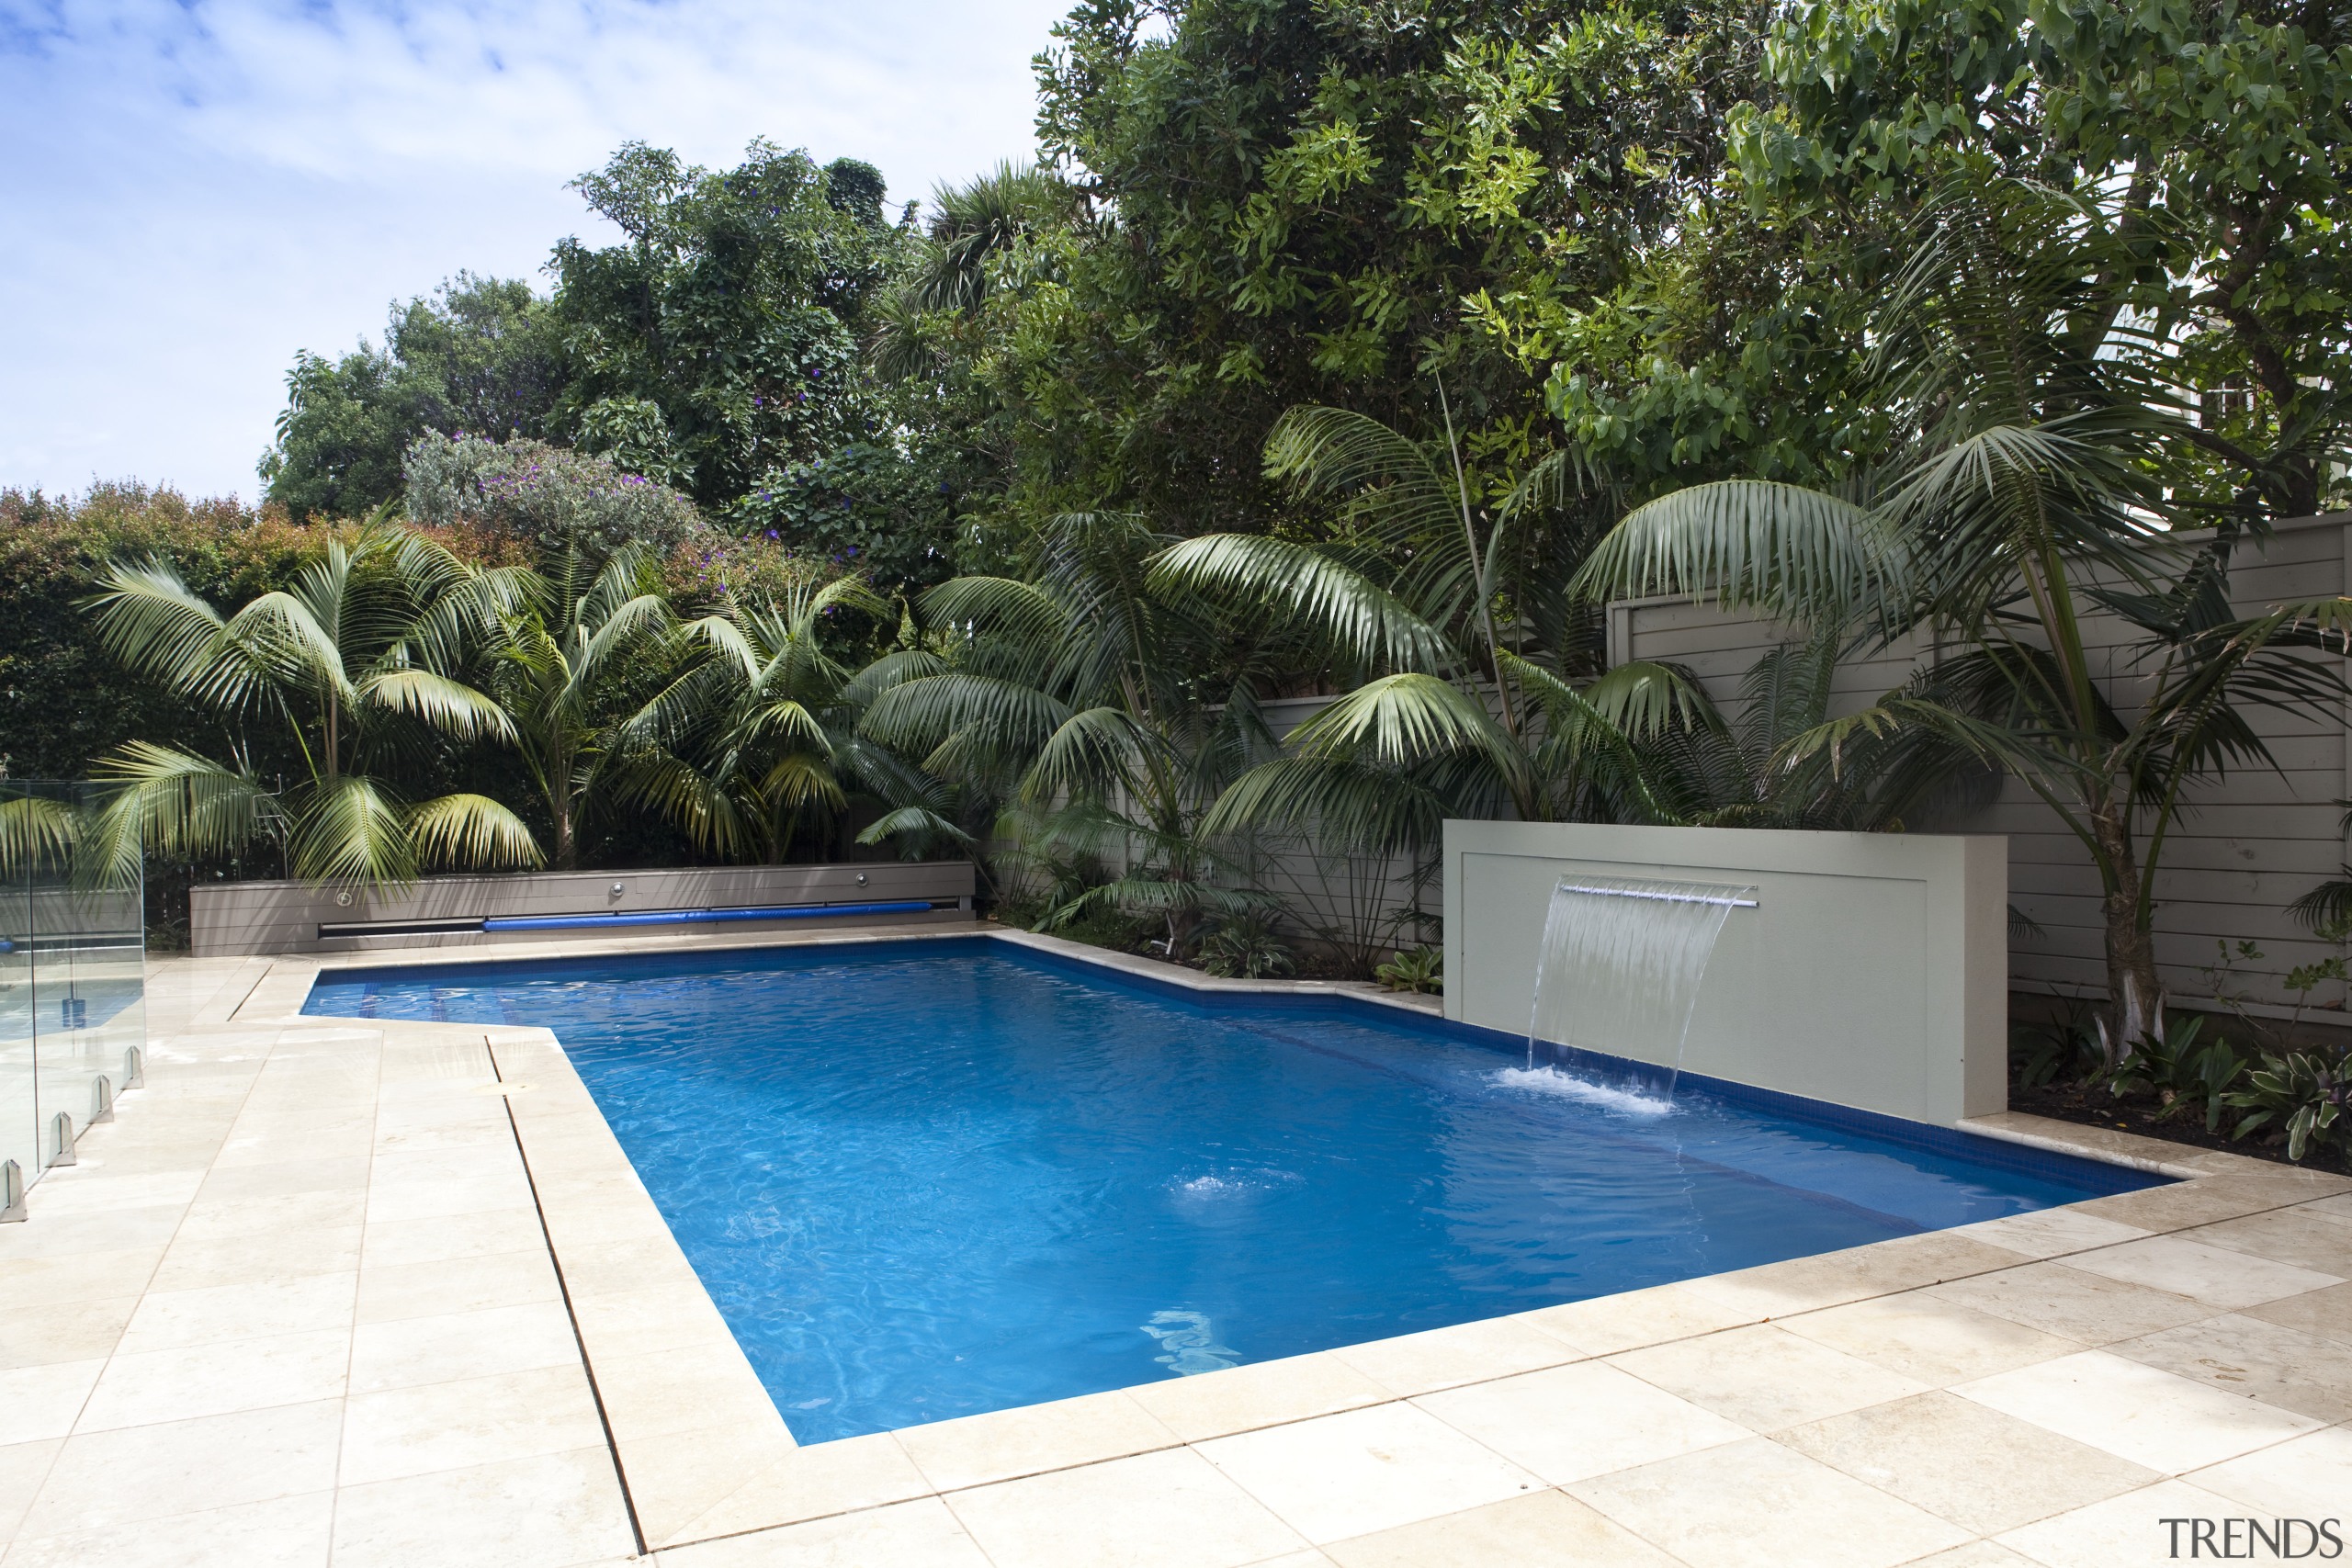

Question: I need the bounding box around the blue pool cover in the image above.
[305,937,2162,1443]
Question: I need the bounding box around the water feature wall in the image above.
[1445,821,2007,1127]
[1526,876,1755,1082]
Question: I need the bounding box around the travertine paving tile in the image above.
[147,1224,365,1292]
[346,1300,580,1393]
[114,1272,356,1355]
[892,1386,1180,1493]
[192,1156,371,1204]
[1774,1390,2159,1534]
[1692,1233,2030,1318]
[0,1487,335,1568]
[17,1399,343,1537]
[75,1326,350,1430]
[1194,1401,1541,1545]
[1414,1359,1750,1484]
[1954,1350,2322,1473]
[2110,1311,2352,1422]
[357,1206,544,1268]
[1905,1544,2040,1567]
[1322,1487,1683,1568]
[0,1296,139,1371]
[2063,1235,2342,1308]
[2188,1204,2352,1276]
[1521,1278,1762,1356]
[945,1446,1309,1568]
[1994,1478,2242,1568]
[0,1439,62,1540]
[1566,1435,1970,1568]
[1329,1315,1584,1398]
[328,1446,636,1568]
[1130,1349,1394,1441]
[0,1247,164,1312]
[1951,1208,2151,1261]
[172,1189,368,1240]
[0,1360,104,1445]
[1609,1323,1929,1432]
[666,1427,930,1541]
[1779,1290,2081,1385]
[1926,1262,2209,1345]
[2240,1279,2352,1347]
[2186,1424,2352,1518]
[662,1496,991,1568]
[353,1248,561,1325]
[337,1364,607,1486]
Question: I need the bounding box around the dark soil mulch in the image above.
[2008,1078,2352,1179]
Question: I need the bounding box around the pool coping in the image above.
[238,920,2352,1554]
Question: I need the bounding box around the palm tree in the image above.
[1571,176,2352,1062]
[859,512,1274,955]
[486,545,676,870]
[869,162,1082,381]
[77,525,539,887]
[621,570,957,863]
[1148,399,1690,866]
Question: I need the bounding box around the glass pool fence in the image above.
[0,781,147,1220]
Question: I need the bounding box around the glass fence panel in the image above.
[0,784,34,1211]
[3,782,145,1199]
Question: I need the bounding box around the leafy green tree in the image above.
[549,141,913,512]
[78,525,539,886]
[926,0,1770,536]
[1725,0,2352,518]
[260,276,567,519]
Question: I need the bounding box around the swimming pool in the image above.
[305,936,2160,1443]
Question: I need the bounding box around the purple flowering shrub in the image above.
[402,432,706,559]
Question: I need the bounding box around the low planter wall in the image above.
[190,862,977,957]
[1442,821,2007,1127]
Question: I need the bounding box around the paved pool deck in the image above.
[2,929,2346,1568]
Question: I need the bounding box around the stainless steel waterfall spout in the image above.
[1553,883,1759,908]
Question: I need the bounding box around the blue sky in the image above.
[0,0,1069,501]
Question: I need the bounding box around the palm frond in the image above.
[359,669,516,742]
[1284,673,1520,777]
[408,793,543,871]
[1148,535,1454,675]
[288,774,417,887]
[1571,480,1902,628]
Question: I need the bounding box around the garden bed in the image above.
[2009,1078,2352,1178]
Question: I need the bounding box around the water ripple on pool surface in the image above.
[304,941,2153,1443]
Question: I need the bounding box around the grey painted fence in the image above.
[1607,511,2352,1021]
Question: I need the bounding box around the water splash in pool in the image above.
[1491,1065,1675,1118]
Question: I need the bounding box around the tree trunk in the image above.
[2092,804,2164,1066]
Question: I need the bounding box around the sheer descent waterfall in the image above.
[1525,874,1758,1094]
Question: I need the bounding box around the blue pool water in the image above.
[305,938,2158,1443]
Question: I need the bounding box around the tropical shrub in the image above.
[1375,945,1443,995]
[2231,1048,2352,1163]
[1197,911,1296,979]
[402,433,707,561]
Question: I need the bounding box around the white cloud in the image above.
[0,0,1068,498]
